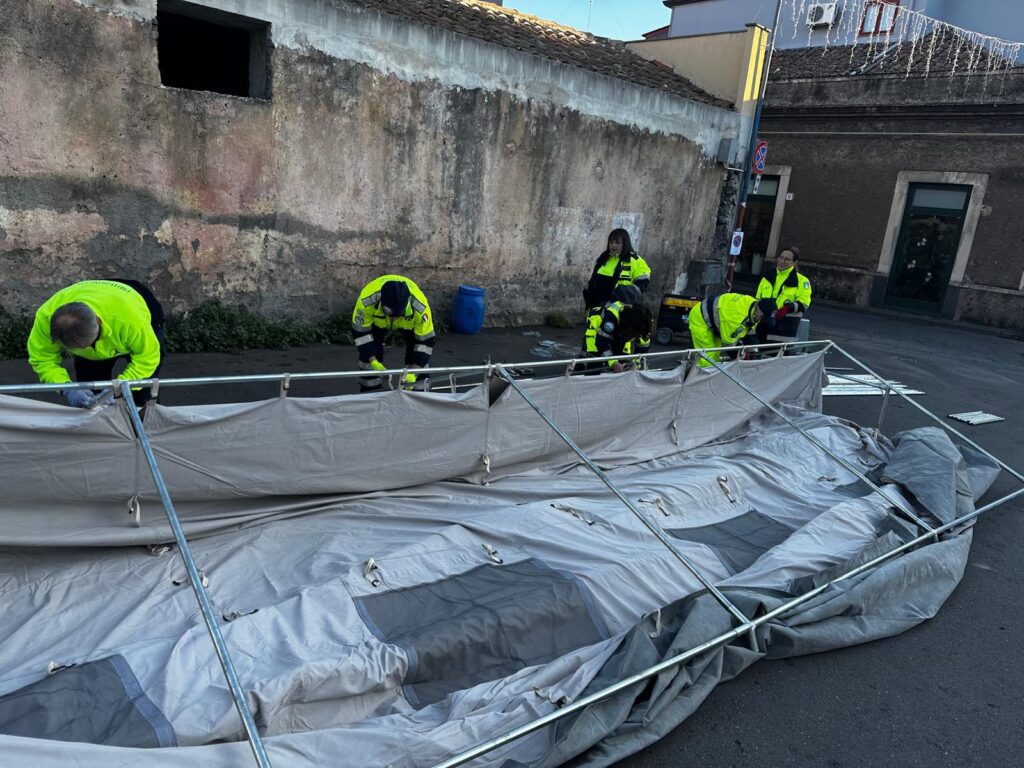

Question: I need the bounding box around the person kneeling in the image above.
[582,285,653,374]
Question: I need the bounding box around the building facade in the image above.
[0,0,738,323]
[661,0,1024,331]
[665,0,1024,57]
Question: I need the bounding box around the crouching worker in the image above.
[688,294,773,368]
[352,275,435,393]
[583,285,653,373]
[28,279,165,408]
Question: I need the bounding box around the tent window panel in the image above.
[669,509,795,574]
[355,559,610,707]
[0,655,176,748]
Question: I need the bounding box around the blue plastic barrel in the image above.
[451,284,485,334]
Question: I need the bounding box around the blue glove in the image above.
[62,389,96,409]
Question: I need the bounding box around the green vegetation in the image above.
[0,309,34,360]
[0,301,357,359]
[165,301,353,353]
[543,311,575,329]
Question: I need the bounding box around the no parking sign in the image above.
[752,140,768,175]
[729,229,744,256]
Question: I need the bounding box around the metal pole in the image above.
[430,482,1024,768]
[696,352,937,534]
[0,342,832,396]
[726,0,785,288]
[118,383,272,768]
[830,345,1024,484]
[493,365,752,630]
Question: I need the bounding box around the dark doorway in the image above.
[884,183,972,314]
[734,174,780,291]
[157,0,271,99]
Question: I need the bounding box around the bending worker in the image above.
[583,228,651,310]
[27,279,165,407]
[583,284,653,373]
[755,246,812,344]
[352,274,435,392]
[688,294,774,368]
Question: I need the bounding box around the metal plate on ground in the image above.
[823,373,923,397]
[948,411,1005,425]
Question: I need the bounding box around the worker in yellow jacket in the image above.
[27,279,165,407]
[582,284,653,373]
[583,228,652,311]
[688,293,773,368]
[755,246,812,343]
[352,275,435,392]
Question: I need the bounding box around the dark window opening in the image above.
[157,0,271,99]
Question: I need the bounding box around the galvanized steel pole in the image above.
[119,383,272,768]
[493,365,752,629]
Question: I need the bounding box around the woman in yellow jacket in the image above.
[755,246,812,343]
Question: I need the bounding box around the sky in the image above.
[502,0,672,41]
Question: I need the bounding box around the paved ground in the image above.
[1,305,1021,767]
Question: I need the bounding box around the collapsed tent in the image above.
[0,351,1005,767]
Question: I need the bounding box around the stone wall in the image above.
[0,0,738,323]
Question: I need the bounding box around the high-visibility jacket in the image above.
[584,301,651,367]
[690,293,760,347]
[584,250,652,309]
[755,266,812,312]
[351,275,435,365]
[27,280,161,385]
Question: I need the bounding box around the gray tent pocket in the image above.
[669,509,795,574]
[0,655,176,748]
[354,558,610,707]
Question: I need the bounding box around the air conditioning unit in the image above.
[806,2,838,27]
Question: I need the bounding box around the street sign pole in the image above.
[725,0,783,290]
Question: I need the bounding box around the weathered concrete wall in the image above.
[759,73,1024,330]
[0,0,738,323]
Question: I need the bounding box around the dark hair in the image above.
[780,246,800,261]
[605,228,635,257]
[51,303,99,348]
[616,303,652,340]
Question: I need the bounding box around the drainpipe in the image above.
[726,0,784,289]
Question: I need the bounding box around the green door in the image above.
[884,183,972,314]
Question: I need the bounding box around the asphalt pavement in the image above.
[0,304,1021,767]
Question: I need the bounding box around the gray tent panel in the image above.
[355,559,611,707]
[0,655,175,748]
[669,509,796,574]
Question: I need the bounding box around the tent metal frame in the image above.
[2,339,1020,768]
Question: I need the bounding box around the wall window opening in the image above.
[860,0,900,37]
[157,0,271,99]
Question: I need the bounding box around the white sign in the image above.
[729,229,744,256]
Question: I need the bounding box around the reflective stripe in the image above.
[414,344,433,355]
[415,331,436,341]
[700,296,722,338]
[353,334,374,346]
[597,329,612,339]
[361,291,381,307]
[410,299,426,313]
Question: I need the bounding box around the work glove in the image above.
[369,359,387,372]
[402,372,418,391]
[93,388,116,406]
[62,389,96,409]
[773,303,793,322]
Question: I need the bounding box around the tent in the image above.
[0,343,1016,767]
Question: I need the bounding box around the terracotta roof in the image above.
[772,33,1017,80]
[343,0,729,108]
